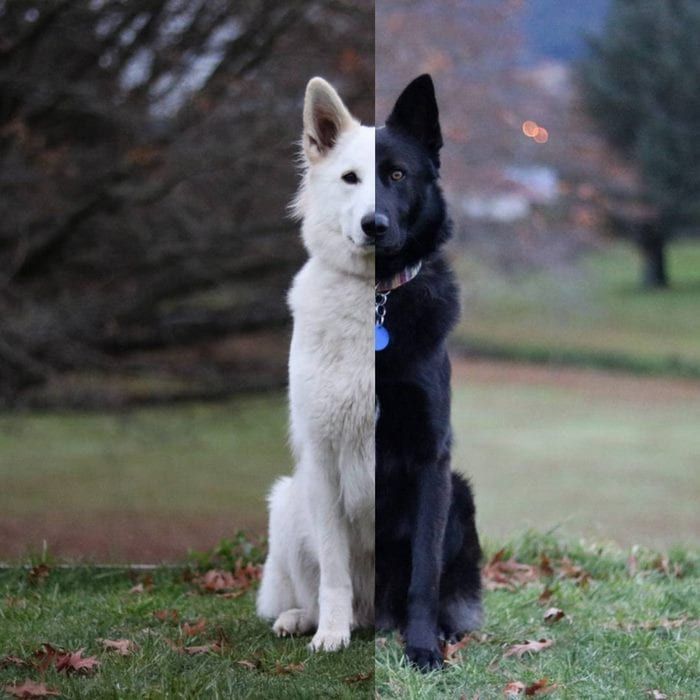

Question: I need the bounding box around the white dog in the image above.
[256,78,374,652]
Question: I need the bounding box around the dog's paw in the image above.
[308,627,350,652]
[405,644,444,672]
[272,608,313,637]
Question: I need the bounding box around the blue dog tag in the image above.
[375,325,390,351]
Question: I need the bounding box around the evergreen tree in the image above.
[581,0,700,288]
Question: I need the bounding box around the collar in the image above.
[375,261,422,293]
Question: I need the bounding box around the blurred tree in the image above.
[581,0,700,288]
[0,0,372,405]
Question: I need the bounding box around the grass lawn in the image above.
[1,361,699,560]
[455,242,700,375]
[0,564,373,699]
[376,534,700,699]
[1,535,697,699]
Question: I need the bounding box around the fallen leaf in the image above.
[504,681,525,697]
[558,558,591,587]
[28,564,50,586]
[344,671,373,684]
[182,619,208,638]
[3,679,61,698]
[153,609,179,622]
[99,639,138,656]
[539,554,554,577]
[54,649,100,675]
[196,569,236,593]
[274,661,305,674]
[525,678,557,695]
[482,550,540,591]
[648,691,667,700]
[33,644,62,673]
[543,607,565,624]
[129,583,145,595]
[183,643,222,656]
[0,655,28,669]
[236,659,260,671]
[504,639,554,659]
[443,635,470,663]
[537,587,554,605]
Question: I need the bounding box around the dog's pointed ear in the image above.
[386,74,443,165]
[303,77,355,162]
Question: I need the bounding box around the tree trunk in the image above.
[639,230,669,289]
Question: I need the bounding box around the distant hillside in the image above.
[521,0,610,63]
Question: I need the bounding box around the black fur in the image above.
[375,75,483,671]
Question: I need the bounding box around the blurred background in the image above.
[0,0,372,560]
[1,0,697,562]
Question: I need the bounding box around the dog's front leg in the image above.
[405,458,451,670]
[308,458,353,652]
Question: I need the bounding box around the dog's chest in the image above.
[288,261,374,443]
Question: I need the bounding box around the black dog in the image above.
[374,75,483,671]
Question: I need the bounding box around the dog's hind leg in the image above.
[438,473,483,641]
[257,477,304,622]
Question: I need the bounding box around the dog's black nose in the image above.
[361,213,389,238]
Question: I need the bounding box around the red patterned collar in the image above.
[375,261,422,293]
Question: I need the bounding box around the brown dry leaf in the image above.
[236,659,260,671]
[196,569,237,593]
[33,644,63,673]
[344,671,373,684]
[153,609,180,622]
[543,607,565,624]
[525,678,557,696]
[539,554,554,577]
[443,635,470,663]
[28,564,51,586]
[537,587,554,605]
[182,619,208,638]
[0,655,28,669]
[274,661,305,674]
[99,639,138,656]
[504,639,554,659]
[558,558,591,587]
[483,550,540,591]
[183,643,222,656]
[503,681,526,697]
[3,679,61,698]
[647,691,667,700]
[54,649,100,675]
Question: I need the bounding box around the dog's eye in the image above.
[342,171,359,184]
[390,170,405,182]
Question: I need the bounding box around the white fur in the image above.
[257,78,375,652]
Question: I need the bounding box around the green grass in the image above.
[0,394,287,523]
[2,363,699,560]
[452,371,700,550]
[0,565,373,699]
[455,242,700,375]
[376,534,700,699]
[1,535,697,699]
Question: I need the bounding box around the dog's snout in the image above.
[361,213,389,239]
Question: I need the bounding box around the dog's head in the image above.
[292,78,374,277]
[375,75,450,278]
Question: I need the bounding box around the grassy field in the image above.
[0,562,373,699]
[376,534,700,699]
[2,361,697,561]
[455,242,700,375]
[1,535,697,699]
